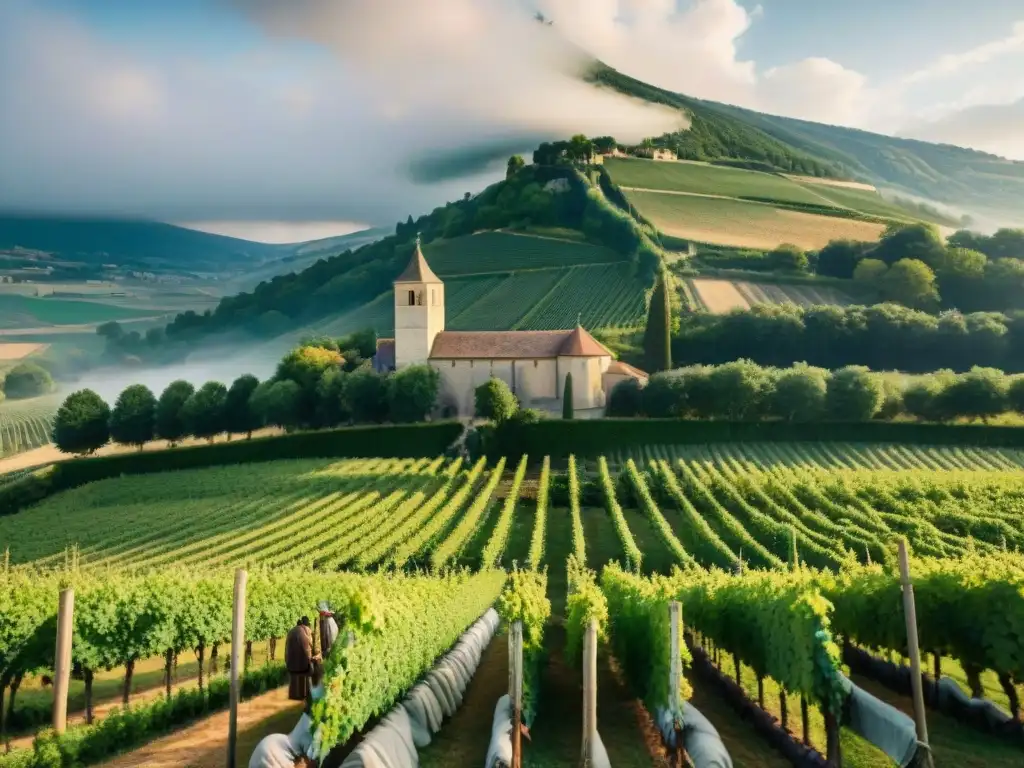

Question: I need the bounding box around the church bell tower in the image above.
[394,234,445,368]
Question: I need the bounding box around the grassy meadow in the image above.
[604,157,827,205]
[0,294,159,329]
[685,277,854,314]
[625,191,887,250]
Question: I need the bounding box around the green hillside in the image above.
[272,234,648,346]
[423,230,622,275]
[589,61,1023,222]
[0,215,286,274]
[151,163,660,355]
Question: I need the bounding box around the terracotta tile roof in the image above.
[431,331,571,359]
[559,325,611,357]
[607,360,648,380]
[395,238,441,283]
[429,328,608,360]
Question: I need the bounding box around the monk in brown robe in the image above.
[284,617,321,702]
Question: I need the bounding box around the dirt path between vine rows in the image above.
[97,688,302,768]
[419,630,509,767]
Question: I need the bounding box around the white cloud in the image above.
[902,21,1024,85]
[538,0,757,102]
[0,0,681,225]
[181,221,368,244]
[759,58,870,125]
[899,99,1024,161]
[538,0,869,126]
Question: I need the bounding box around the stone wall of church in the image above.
[558,355,612,410]
[431,357,560,416]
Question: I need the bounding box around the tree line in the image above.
[694,223,1024,313]
[673,301,1024,374]
[607,360,1024,424]
[52,333,441,456]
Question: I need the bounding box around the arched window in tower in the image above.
[407,289,415,306]
[417,290,424,306]
[431,289,436,306]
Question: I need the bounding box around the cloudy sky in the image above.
[1,0,1021,242]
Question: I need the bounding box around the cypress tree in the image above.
[562,373,574,419]
[643,269,672,373]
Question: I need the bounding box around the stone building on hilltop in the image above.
[374,237,647,416]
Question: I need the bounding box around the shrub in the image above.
[939,367,1008,422]
[475,378,518,423]
[3,362,54,399]
[606,379,643,417]
[642,372,686,417]
[562,373,574,419]
[771,363,827,422]
[825,366,884,421]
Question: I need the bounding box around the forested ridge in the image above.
[588,61,1024,218]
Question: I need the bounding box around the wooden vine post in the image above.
[580,620,598,767]
[52,588,74,733]
[227,569,247,768]
[669,602,686,767]
[898,540,935,768]
[509,620,524,768]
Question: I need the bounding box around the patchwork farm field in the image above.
[607,157,925,223]
[3,439,1023,768]
[605,157,827,205]
[624,191,887,250]
[0,294,158,329]
[687,277,853,313]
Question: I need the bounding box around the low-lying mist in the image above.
[65,347,285,405]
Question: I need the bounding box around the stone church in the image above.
[374,238,648,416]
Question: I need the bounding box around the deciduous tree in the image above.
[182,382,228,442]
[109,384,157,449]
[224,374,260,438]
[155,380,194,445]
[251,380,302,431]
[506,155,525,179]
[880,258,939,309]
[853,258,887,283]
[53,390,110,456]
[387,364,440,423]
[345,367,389,424]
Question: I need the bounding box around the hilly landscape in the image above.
[588,62,1024,224]
[2,54,1022,375]
[6,7,1024,768]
